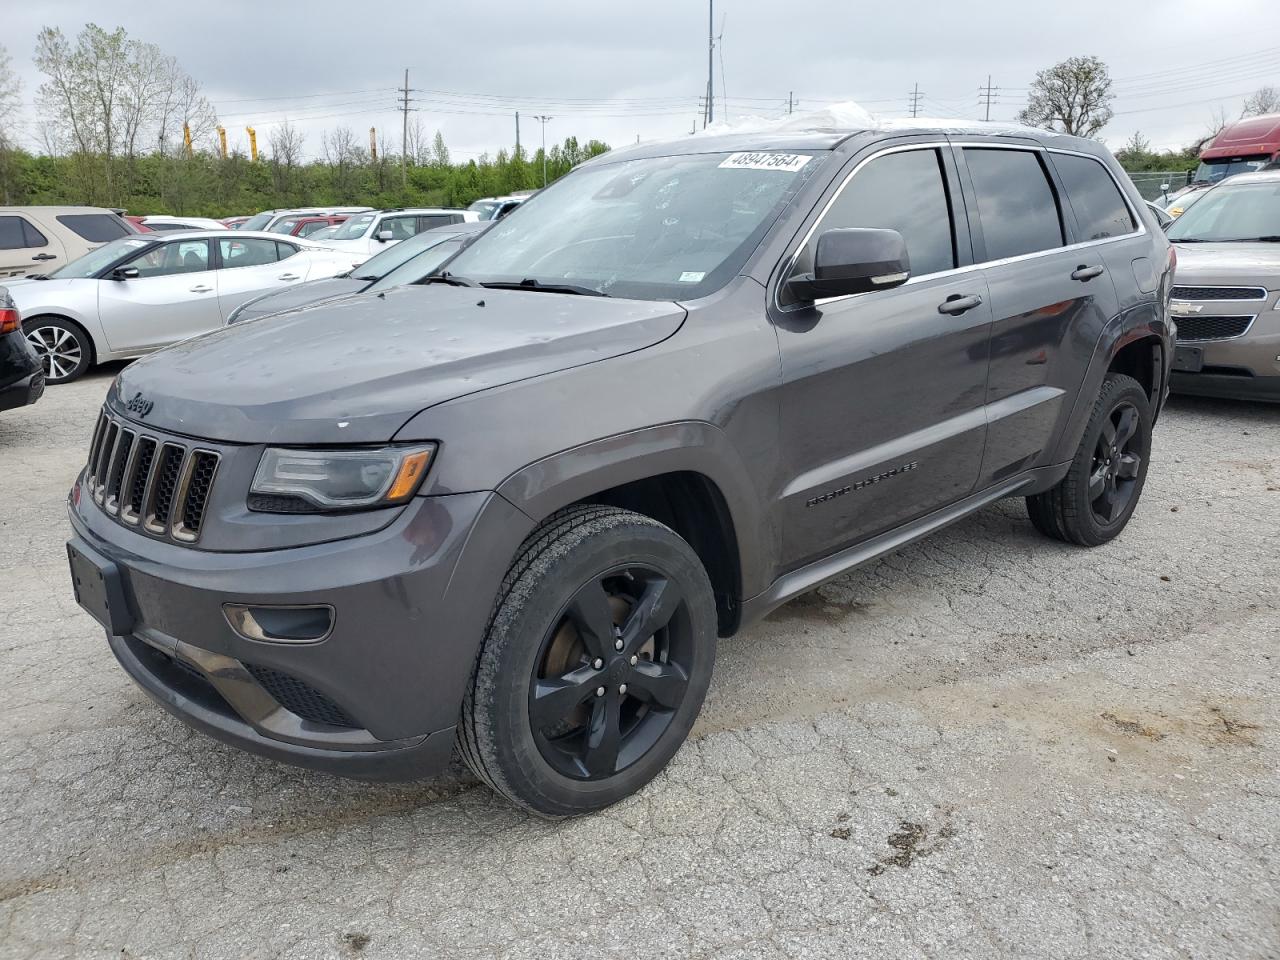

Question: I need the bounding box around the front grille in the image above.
[1175,314,1255,342]
[1171,285,1268,301]
[243,663,359,728]
[85,409,220,544]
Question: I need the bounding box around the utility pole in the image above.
[399,68,412,187]
[908,83,922,119]
[979,75,998,121]
[705,0,715,127]
[788,91,794,115]
[515,111,521,157]
[534,115,553,187]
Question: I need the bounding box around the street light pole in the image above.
[535,115,553,187]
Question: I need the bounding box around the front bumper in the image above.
[69,482,534,780]
[1170,371,1280,403]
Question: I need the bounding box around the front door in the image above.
[97,239,222,353]
[773,143,993,570]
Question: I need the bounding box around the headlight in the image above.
[249,444,436,513]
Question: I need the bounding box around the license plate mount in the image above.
[1173,345,1204,373]
[67,541,135,636]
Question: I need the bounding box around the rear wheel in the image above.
[1026,373,1152,546]
[24,318,92,384]
[459,505,717,817]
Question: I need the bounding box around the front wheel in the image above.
[24,318,92,384]
[458,505,717,817]
[1026,372,1153,546]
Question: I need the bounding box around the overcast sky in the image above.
[5,0,1279,162]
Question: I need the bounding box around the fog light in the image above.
[223,604,333,644]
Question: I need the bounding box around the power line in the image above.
[978,75,998,121]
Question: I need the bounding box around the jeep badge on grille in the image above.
[124,392,154,418]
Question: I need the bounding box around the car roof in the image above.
[128,229,330,246]
[1211,169,1280,186]
[585,109,1092,167]
[0,205,127,215]
[371,207,470,215]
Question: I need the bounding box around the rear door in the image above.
[0,215,67,278]
[214,237,303,317]
[772,141,993,568]
[955,143,1122,486]
[97,239,222,352]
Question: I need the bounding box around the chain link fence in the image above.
[1124,170,1193,203]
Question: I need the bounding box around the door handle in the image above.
[31,253,57,261]
[189,285,213,293]
[277,273,300,281]
[938,294,983,315]
[1071,265,1105,281]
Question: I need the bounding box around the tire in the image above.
[1026,373,1152,546]
[459,504,717,817]
[23,317,93,384]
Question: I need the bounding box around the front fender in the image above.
[494,420,772,601]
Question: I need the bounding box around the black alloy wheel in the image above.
[1089,401,1143,525]
[529,565,694,780]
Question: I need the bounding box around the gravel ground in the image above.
[1,366,1278,960]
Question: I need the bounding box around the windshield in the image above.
[368,238,466,291]
[1193,157,1270,184]
[468,201,500,220]
[332,213,376,240]
[240,212,274,231]
[444,151,822,300]
[49,237,154,279]
[1167,180,1280,242]
[349,229,459,279]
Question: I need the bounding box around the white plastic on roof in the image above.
[698,101,1044,139]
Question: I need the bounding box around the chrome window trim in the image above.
[1174,314,1257,343]
[776,139,1148,311]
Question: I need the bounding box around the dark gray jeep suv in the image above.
[67,123,1173,816]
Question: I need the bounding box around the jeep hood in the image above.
[110,284,687,444]
[1171,242,1280,285]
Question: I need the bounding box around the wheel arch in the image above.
[494,421,769,636]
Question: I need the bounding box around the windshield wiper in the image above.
[480,277,608,297]
[350,274,381,282]
[1168,237,1207,243]
[1224,236,1280,242]
[419,271,478,288]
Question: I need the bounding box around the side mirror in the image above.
[111,266,140,281]
[786,228,911,302]
[1159,182,1170,193]
[376,230,394,242]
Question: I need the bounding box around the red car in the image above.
[269,215,348,238]
[123,215,152,233]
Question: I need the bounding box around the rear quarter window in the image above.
[56,214,132,243]
[963,148,1065,261]
[1052,153,1136,241]
[0,216,47,250]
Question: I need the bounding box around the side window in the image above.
[218,237,281,268]
[793,149,957,284]
[963,148,1064,261]
[419,214,455,231]
[275,241,299,261]
[0,216,31,250]
[298,221,327,237]
[23,219,49,247]
[56,214,131,243]
[125,240,211,277]
[1052,153,1136,241]
[383,216,419,240]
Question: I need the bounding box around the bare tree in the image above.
[1242,86,1280,118]
[1192,105,1231,154]
[1016,55,1114,138]
[406,116,430,166]
[268,120,305,200]
[322,125,365,201]
[0,44,21,148]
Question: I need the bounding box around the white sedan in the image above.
[4,231,357,383]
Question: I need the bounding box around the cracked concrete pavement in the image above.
[1,366,1278,959]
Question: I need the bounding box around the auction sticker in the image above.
[718,152,811,172]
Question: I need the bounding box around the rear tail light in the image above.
[0,308,19,335]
